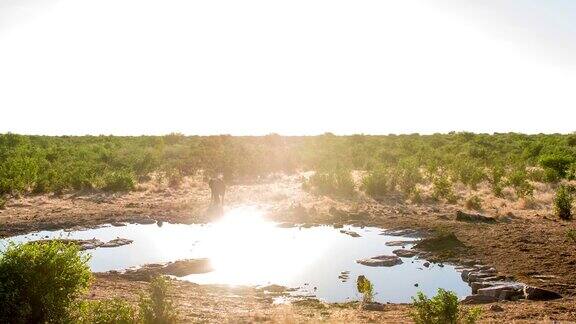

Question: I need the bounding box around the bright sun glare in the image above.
[191,207,335,286]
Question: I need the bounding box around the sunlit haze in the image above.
[1,0,575,135]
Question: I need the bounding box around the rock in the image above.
[460,269,476,281]
[357,255,403,267]
[490,304,504,312]
[471,281,495,294]
[477,283,525,301]
[138,218,157,225]
[468,272,498,282]
[461,295,498,304]
[361,302,385,311]
[381,229,423,238]
[523,286,562,301]
[423,262,430,268]
[339,230,361,238]
[258,284,288,293]
[456,210,496,223]
[100,238,133,248]
[35,238,104,250]
[385,240,419,247]
[277,222,296,228]
[123,258,213,280]
[393,249,418,257]
[110,222,127,227]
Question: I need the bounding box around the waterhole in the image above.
[0,206,471,303]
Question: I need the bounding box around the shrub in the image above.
[396,159,423,197]
[566,229,576,242]
[488,166,505,197]
[411,289,481,324]
[540,154,574,180]
[101,170,136,192]
[356,275,375,303]
[0,241,92,323]
[507,170,534,198]
[431,174,457,203]
[362,167,397,198]
[74,299,137,324]
[306,169,355,197]
[465,195,482,211]
[554,185,574,220]
[139,276,178,324]
[0,196,6,209]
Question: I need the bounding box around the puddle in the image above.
[0,206,471,303]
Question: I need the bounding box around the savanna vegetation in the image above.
[1,132,576,212]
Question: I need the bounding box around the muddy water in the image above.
[0,206,471,303]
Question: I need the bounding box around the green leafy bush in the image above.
[362,166,397,198]
[139,276,178,324]
[411,289,481,324]
[507,170,534,198]
[566,229,576,242]
[306,169,355,197]
[356,275,375,303]
[540,154,574,180]
[431,174,457,203]
[0,196,6,209]
[74,299,137,324]
[554,185,574,220]
[101,170,136,192]
[0,241,92,323]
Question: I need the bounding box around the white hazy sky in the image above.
[0,0,575,136]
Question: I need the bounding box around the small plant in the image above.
[0,241,92,323]
[356,275,375,303]
[566,229,576,242]
[0,195,6,209]
[411,288,481,324]
[465,195,482,211]
[74,299,137,324]
[554,185,574,220]
[139,276,178,324]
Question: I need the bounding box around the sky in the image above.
[0,0,575,136]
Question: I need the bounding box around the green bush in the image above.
[356,275,375,303]
[362,167,397,198]
[0,241,92,323]
[540,154,574,180]
[74,299,137,324]
[431,174,457,203]
[306,169,355,197]
[101,170,136,192]
[566,229,576,242]
[488,166,505,197]
[554,185,574,220]
[507,170,534,198]
[411,289,481,324]
[139,276,178,324]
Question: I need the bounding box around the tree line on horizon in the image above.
[0,132,575,201]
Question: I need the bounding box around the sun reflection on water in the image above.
[188,206,336,286]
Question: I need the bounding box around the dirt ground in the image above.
[1,173,576,323]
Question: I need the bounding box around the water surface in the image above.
[0,206,471,303]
